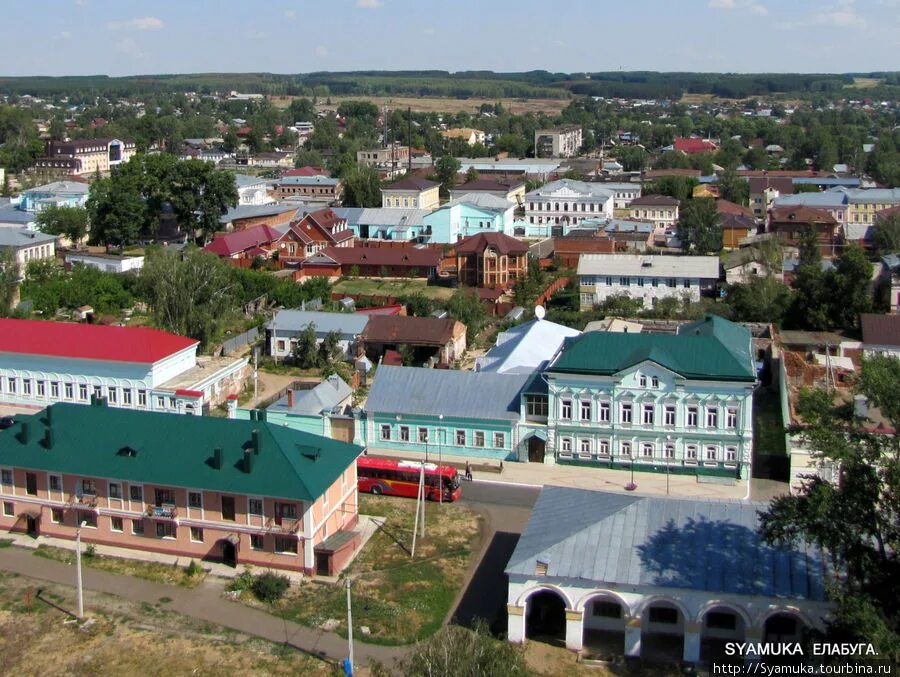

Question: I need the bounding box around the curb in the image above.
[470,477,543,489]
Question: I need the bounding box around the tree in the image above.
[676,198,722,254]
[401,292,434,317]
[759,356,900,666]
[726,276,793,325]
[34,205,89,244]
[435,155,461,196]
[342,165,382,208]
[0,249,18,317]
[318,330,342,365]
[465,166,480,183]
[512,256,548,308]
[294,148,324,169]
[829,244,872,331]
[872,214,900,255]
[292,323,321,369]
[718,164,748,205]
[446,288,488,343]
[140,248,234,346]
[86,172,145,248]
[644,176,698,203]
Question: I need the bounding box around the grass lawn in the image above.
[334,278,455,301]
[244,494,481,645]
[0,571,330,676]
[754,389,787,456]
[0,538,12,548]
[32,545,208,588]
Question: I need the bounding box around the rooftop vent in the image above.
[535,556,550,576]
[641,260,652,268]
[212,447,223,470]
[117,446,137,458]
[299,445,321,462]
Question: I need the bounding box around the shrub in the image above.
[84,544,96,559]
[251,571,290,604]
[186,559,202,577]
[227,569,255,593]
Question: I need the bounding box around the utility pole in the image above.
[345,577,354,676]
[438,414,444,505]
[410,462,425,558]
[253,347,259,402]
[75,520,86,619]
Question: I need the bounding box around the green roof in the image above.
[551,315,755,382]
[0,403,362,502]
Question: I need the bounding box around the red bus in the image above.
[357,457,462,502]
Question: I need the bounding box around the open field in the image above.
[238,495,481,645]
[275,95,569,116]
[846,77,884,88]
[0,570,331,676]
[334,278,455,301]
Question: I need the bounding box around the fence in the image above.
[222,327,260,356]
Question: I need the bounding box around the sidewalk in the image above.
[0,544,404,667]
[370,447,789,502]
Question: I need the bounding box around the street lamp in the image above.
[665,435,672,495]
[75,519,87,619]
[438,414,444,504]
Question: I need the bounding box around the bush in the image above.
[227,569,255,593]
[186,559,202,577]
[250,571,290,604]
[84,544,96,559]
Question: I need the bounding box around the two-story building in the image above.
[0,319,248,415]
[357,145,410,179]
[19,181,90,213]
[543,315,756,480]
[272,208,354,264]
[455,231,529,289]
[381,178,440,210]
[626,195,680,230]
[577,254,720,310]
[423,198,511,243]
[0,229,56,273]
[0,402,362,575]
[267,310,369,360]
[524,180,615,237]
[234,174,275,206]
[274,176,344,204]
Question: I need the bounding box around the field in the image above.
[0,570,330,676]
[333,278,455,301]
[846,77,884,89]
[240,495,482,645]
[276,95,569,116]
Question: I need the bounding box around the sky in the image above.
[4,0,899,77]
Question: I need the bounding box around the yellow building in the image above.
[440,128,486,146]
[843,188,900,225]
[33,138,136,176]
[381,177,441,210]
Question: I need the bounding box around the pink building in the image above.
[0,401,362,576]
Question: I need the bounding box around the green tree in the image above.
[644,176,698,203]
[34,205,89,244]
[759,355,900,667]
[872,214,900,255]
[0,249,19,317]
[446,288,488,343]
[140,248,234,346]
[465,166,480,183]
[435,155,461,196]
[829,244,872,331]
[342,165,382,208]
[294,148,324,169]
[726,276,793,325]
[291,323,321,369]
[86,172,145,248]
[676,198,722,254]
[718,164,748,205]
[317,329,342,365]
[788,225,831,330]
[512,256,548,308]
[401,292,434,317]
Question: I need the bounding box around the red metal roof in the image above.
[0,319,198,364]
[674,137,718,155]
[175,389,204,398]
[283,166,329,177]
[204,224,282,257]
[355,304,404,316]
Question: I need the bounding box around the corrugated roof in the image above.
[268,375,352,416]
[305,246,441,268]
[364,365,530,421]
[0,228,57,248]
[861,313,900,347]
[269,310,369,337]
[356,208,430,227]
[385,177,438,191]
[204,224,281,257]
[0,403,361,501]
[505,487,827,601]
[551,315,755,381]
[362,315,459,346]
[525,179,614,199]
[577,254,719,279]
[476,319,580,374]
[455,232,529,255]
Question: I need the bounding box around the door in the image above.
[528,437,546,463]
[25,473,37,496]
[221,496,236,521]
[222,541,236,567]
[316,552,331,576]
[26,515,38,536]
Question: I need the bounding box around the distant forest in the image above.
[1,70,898,100]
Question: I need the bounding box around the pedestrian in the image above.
[499,461,504,474]
[465,461,473,481]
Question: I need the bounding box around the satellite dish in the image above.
[534,305,546,320]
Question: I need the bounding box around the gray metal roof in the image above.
[445,193,515,211]
[475,319,580,374]
[0,228,57,248]
[268,375,352,416]
[506,487,827,601]
[0,207,37,225]
[22,181,90,195]
[364,365,531,421]
[269,310,369,337]
[219,202,299,224]
[233,173,266,188]
[526,179,614,200]
[577,254,720,279]
[356,208,430,227]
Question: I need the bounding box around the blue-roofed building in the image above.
[506,487,829,661]
[267,310,369,359]
[351,208,430,241]
[235,374,353,437]
[19,181,90,213]
[422,200,508,243]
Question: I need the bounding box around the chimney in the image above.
[287,390,295,407]
[252,429,261,455]
[45,405,53,426]
[43,427,54,449]
[243,448,253,473]
[213,447,222,470]
[258,409,267,422]
[19,422,30,444]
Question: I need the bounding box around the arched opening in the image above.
[581,595,626,659]
[700,605,747,664]
[641,600,684,663]
[764,611,806,644]
[525,590,566,645]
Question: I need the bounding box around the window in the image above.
[275,537,296,554]
[726,407,738,428]
[64,383,73,400]
[23,379,31,396]
[560,438,572,454]
[580,400,591,421]
[138,390,147,407]
[93,386,102,400]
[399,426,410,442]
[664,443,675,459]
[49,475,62,492]
[683,279,690,289]
[129,485,143,502]
[620,403,632,424]
[190,527,204,542]
[250,534,264,550]
[36,381,45,397]
[78,510,97,528]
[667,278,676,288]
[598,439,610,455]
[474,431,485,447]
[579,438,591,455]
[131,518,144,535]
[248,498,263,516]
[50,381,59,398]
[110,517,123,532]
[418,427,428,443]
[664,405,676,426]
[51,508,63,524]
[686,445,698,460]
[726,446,737,462]
[649,607,679,624]
[2,502,12,516]
[494,432,505,448]
[188,492,202,509]
[652,376,659,388]
[81,479,96,496]
[639,375,647,387]
[642,442,654,458]
[123,389,132,406]
[593,602,622,618]
[25,472,37,496]
[621,441,632,457]
[156,522,176,539]
[154,488,175,505]
[706,407,718,428]
[0,469,11,486]
[221,496,236,521]
[560,399,572,420]
[275,502,297,520]
[599,402,610,423]
[79,384,88,401]
[642,404,654,425]
[109,482,122,499]
[706,612,737,630]
[7,377,16,394]
[687,406,699,427]
[108,388,117,404]
[380,425,391,441]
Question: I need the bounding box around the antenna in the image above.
[534,305,546,320]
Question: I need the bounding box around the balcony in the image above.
[145,504,178,520]
[67,493,98,510]
[266,516,301,534]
